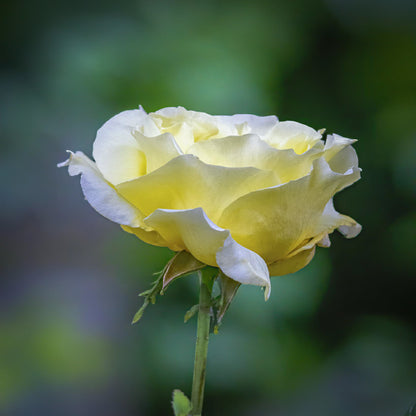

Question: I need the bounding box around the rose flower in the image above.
[59,106,361,299]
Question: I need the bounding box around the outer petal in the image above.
[324,134,359,174]
[144,207,271,298]
[218,157,361,264]
[188,134,324,183]
[268,247,316,276]
[264,121,323,154]
[58,151,145,227]
[121,224,168,247]
[92,108,161,185]
[217,235,272,300]
[313,198,362,239]
[115,154,278,223]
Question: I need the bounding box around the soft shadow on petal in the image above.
[324,134,359,174]
[264,120,323,154]
[132,131,183,174]
[188,134,324,183]
[150,107,220,149]
[144,207,271,296]
[314,198,362,238]
[218,157,361,264]
[92,108,161,184]
[116,154,278,223]
[217,234,271,300]
[214,113,279,138]
[121,224,168,247]
[268,247,316,277]
[58,151,145,228]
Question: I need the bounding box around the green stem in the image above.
[190,270,211,416]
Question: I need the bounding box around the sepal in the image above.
[162,251,205,292]
[214,272,241,329]
[132,253,242,327]
[132,251,207,324]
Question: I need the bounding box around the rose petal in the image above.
[92,108,161,185]
[58,151,145,227]
[132,131,183,173]
[314,198,362,238]
[115,154,278,223]
[217,234,271,300]
[150,107,220,150]
[121,224,168,247]
[188,134,324,183]
[268,247,316,276]
[144,207,271,298]
[218,157,361,263]
[264,121,323,154]
[325,134,359,174]
[317,234,331,248]
[214,113,279,137]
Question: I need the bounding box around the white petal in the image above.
[150,107,219,149]
[132,131,183,173]
[313,198,362,238]
[217,234,271,300]
[92,108,161,184]
[144,207,271,297]
[265,120,323,154]
[58,151,144,227]
[317,234,331,248]
[325,134,359,174]
[214,114,279,137]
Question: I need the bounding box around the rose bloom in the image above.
[59,106,361,299]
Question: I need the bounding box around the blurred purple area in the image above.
[1,0,415,415]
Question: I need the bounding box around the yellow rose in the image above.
[59,106,361,299]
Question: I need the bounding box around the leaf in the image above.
[131,299,150,324]
[162,251,205,292]
[171,389,192,416]
[132,267,165,324]
[216,272,241,326]
[184,304,199,323]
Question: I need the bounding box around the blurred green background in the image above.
[1,0,415,415]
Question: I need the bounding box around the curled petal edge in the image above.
[58,151,146,228]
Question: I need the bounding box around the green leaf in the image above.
[184,304,199,323]
[132,267,166,324]
[162,251,205,292]
[172,389,192,416]
[131,299,150,324]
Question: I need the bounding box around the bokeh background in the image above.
[1,0,415,415]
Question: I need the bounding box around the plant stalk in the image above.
[190,271,211,416]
